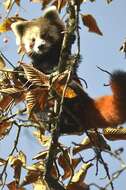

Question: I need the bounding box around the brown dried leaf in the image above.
[25,88,48,115]
[51,164,58,178]
[103,127,126,141]
[7,181,25,190]
[0,121,12,137]
[58,151,72,180]
[15,0,20,6]
[72,158,81,168]
[25,90,36,114]
[0,55,5,69]
[58,150,81,180]
[21,170,40,186]
[0,95,13,110]
[8,152,26,183]
[35,88,48,111]
[81,14,103,36]
[53,0,67,12]
[67,182,89,190]
[73,131,110,155]
[21,162,44,186]
[8,151,26,167]
[21,63,49,86]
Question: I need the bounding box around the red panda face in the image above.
[11,6,65,57]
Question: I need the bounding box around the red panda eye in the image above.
[32,38,35,42]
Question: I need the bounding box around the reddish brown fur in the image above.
[11,7,126,134]
[60,71,126,134]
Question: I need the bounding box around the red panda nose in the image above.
[38,39,46,50]
[30,42,34,49]
[30,38,36,49]
[38,44,45,50]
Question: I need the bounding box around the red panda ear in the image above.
[11,21,28,37]
[43,6,61,22]
[11,21,29,45]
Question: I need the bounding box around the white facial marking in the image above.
[34,38,46,53]
[22,26,41,53]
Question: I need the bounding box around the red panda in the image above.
[11,6,126,134]
[11,6,65,74]
[59,70,126,134]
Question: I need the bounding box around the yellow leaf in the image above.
[33,131,51,147]
[0,55,5,69]
[3,0,12,10]
[33,179,50,190]
[8,152,26,183]
[8,151,26,166]
[71,163,92,184]
[66,162,91,189]
[103,127,126,141]
[55,83,77,98]
[53,72,77,98]
[0,19,12,33]
[73,131,110,155]
[81,14,103,36]
[0,16,26,33]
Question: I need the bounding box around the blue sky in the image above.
[0,0,126,189]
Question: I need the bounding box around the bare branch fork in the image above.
[44,0,80,189]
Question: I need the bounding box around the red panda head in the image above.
[11,6,65,57]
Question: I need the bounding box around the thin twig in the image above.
[0,125,21,188]
[5,0,15,18]
[104,166,126,189]
[96,65,112,76]
[0,51,16,69]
